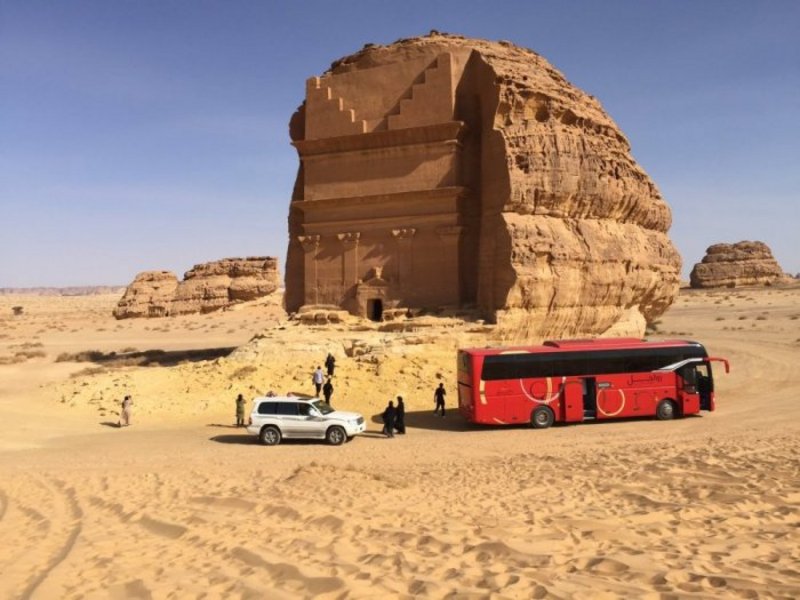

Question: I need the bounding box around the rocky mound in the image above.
[113,271,178,319]
[690,241,788,288]
[114,257,280,319]
[286,32,681,338]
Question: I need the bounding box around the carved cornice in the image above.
[296,186,468,213]
[436,225,462,238]
[293,121,466,157]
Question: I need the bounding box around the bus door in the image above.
[583,378,597,419]
[677,362,712,412]
[700,357,729,411]
[696,363,713,411]
[561,378,590,422]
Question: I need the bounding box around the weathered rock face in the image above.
[113,271,179,319]
[114,258,280,319]
[286,32,681,337]
[690,242,787,288]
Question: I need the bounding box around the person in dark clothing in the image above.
[382,400,396,438]
[325,353,336,377]
[434,383,446,416]
[394,396,406,434]
[322,378,334,405]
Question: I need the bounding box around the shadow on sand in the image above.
[369,410,474,432]
[99,421,121,428]
[62,347,238,368]
[209,434,369,446]
[209,434,257,445]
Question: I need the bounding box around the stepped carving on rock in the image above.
[690,241,788,289]
[286,32,681,337]
[114,257,280,319]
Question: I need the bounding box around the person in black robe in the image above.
[325,353,336,377]
[394,396,406,434]
[322,378,334,406]
[382,400,396,438]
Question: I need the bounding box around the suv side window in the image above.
[276,402,299,416]
[257,402,278,415]
[298,403,312,417]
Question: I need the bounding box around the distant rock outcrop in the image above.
[0,286,126,296]
[690,241,787,288]
[114,257,280,319]
[286,32,681,338]
[113,271,178,318]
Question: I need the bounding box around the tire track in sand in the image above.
[18,476,83,600]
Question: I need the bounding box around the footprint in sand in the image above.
[138,515,188,539]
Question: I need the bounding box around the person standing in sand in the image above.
[394,396,406,434]
[382,400,396,438]
[322,377,334,406]
[312,366,324,396]
[325,352,336,377]
[434,383,446,417]
[235,393,247,427]
[119,395,133,427]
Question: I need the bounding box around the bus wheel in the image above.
[531,406,554,429]
[656,399,677,421]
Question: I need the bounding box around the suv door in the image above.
[275,402,301,437]
[296,402,325,437]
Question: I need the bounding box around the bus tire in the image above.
[656,399,678,421]
[531,406,554,429]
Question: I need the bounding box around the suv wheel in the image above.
[326,426,346,446]
[260,426,281,446]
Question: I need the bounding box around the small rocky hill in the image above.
[689,241,788,288]
[114,257,280,319]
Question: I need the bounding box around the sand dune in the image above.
[0,287,799,598]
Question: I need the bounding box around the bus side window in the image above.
[678,365,697,386]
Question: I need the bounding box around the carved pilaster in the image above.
[298,235,321,304]
[336,232,361,246]
[298,234,321,252]
[337,232,360,286]
[391,228,416,288]
[436,225,461,303]
[391,228,417,240]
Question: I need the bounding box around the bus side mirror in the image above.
[707,357,730,374]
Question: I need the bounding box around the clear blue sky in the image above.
[2,1,798,286]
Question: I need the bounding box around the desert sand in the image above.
[0,286,798,599]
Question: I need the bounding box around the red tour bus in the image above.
[458,338,729,428]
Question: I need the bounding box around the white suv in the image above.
[246,396,366,446]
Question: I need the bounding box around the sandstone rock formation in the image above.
[114,258,279,319]
[113,271,179,319]
[286,32,681,338]
[690,241,787,288]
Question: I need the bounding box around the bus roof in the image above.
[460,338,704,357]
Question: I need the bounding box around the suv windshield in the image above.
[312,400,335,415]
